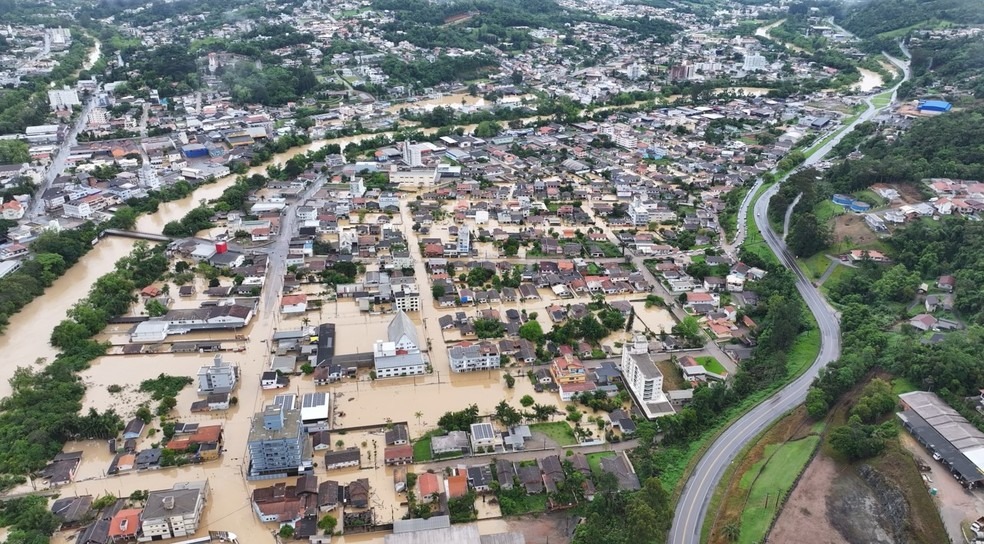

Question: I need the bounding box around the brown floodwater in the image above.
[6,129,681,543]
[0,236,136,397]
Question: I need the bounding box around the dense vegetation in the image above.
[380,54,498,88]
[824,109,984,193]
[0,242,168,481]
[901,36,984,99]
[840,0,984,39]
[372,0,679,53]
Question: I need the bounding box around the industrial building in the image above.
[917,99,952,114]
[897,391,984,486]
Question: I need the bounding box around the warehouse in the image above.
[917,99,952,114]
[897,391,984,487]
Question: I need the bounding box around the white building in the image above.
[743,53,767,72]
[448,341,500,372]
[373,310,427,378]
[389,166,439,188]
[197,355,238,395]
[393,283,420,312]
[138,481,208,542]
[48,87,81,110]
[620,336,674,419]
[470,422,502,453]
[628,195,650,227]
[457,225,471,255]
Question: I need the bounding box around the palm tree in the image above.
[721,521,741,542]
[414,411,423,426]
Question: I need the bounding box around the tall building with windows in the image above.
[620,336,674,419]
[457,225,471,255]
[246,403,312,480]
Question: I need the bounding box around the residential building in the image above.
[550,354,586,384]
[196,354,238,395]
[470,422,502,453]
[393,283,421,312]
[620,336,674,419]
[137,481,209,542]
[246,403,313,480]
[431,430,470,456]
[324,448,361,470]
[448,341,500,372]
[457,225,471,255]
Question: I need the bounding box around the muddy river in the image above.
[853,68,884,93]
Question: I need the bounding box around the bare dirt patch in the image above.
[891,183,925,205]
[768,453,842,544]
[505,512,575,542]
[832,214,878,247]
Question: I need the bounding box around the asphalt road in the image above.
[669,47,911,544]
[30,97,97,218]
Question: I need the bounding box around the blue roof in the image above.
[919,100,952,111]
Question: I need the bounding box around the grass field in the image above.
[497,491,548,516]
[872,89,894,108]
[892,376,918,395]
[736,436,820,543]
[799,252,833,280]
[703,407,823,544]
[696,356,728,376]
[413,436,434,461]
[741,183,780,266]
[585,451,617,475]
[529,422,577,446]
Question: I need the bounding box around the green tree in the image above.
[787,212,830,257]
[578,315,608,342]
[520,395,535,407]
[474,318,505,339]
[805,387,829,419]
[0,140,29,164]
[828,415,897,461]
[317,514,338,534]
[518,320,544,343]
[145,299,168,317]
[474,120,502,138]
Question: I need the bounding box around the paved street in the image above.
[669,46,912,544]
[30,96,97,218]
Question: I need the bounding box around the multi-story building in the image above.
[457,225,471,255]
[246,403,313,480]
[197,354,238,395]
[743,53,767,72]
[620,336,674,419]
[448,341,500,372]
[392,283,420,312]
[550,354,586,384]
[138,481,208,542]
[373,310,426,378]
[627,195,650,227]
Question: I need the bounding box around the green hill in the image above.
[840,0,984,38]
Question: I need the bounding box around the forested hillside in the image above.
[372,0,681,51]
[901,36,984,99]
[840,0,984,38]
[823,109,984,193]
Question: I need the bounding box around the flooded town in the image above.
[0,0,980,542]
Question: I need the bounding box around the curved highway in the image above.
[670,47,911,544]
